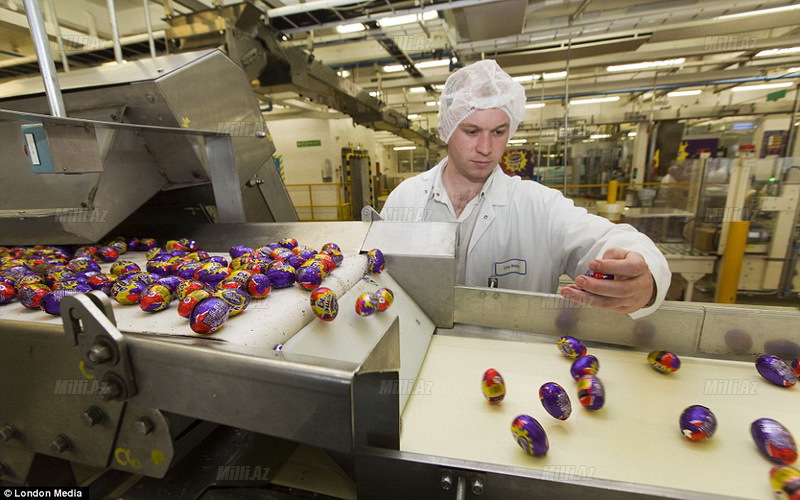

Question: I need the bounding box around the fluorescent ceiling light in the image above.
[607,58,685,72]
[512,75,539,82]
[756,47,800,58]
[508,139,527,144]
[788,67,800,74]
[336,23,365,34]
[369,91,380,97]
[628,132,638,137]
[337,70,351,78]
[570,96,620,105]
[383,58,450,72]
[425,101,438,106]
[590,134,611,139]
[542,71,567,80]
[731,82,793,92]
[409,87,426,93]
[715,4,800,20]
[393,146,417,150]
[378,10,437,27]
[407,114,420,119]
[525,102,546,109]
[667,89,702,97]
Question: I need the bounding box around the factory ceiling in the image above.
[0,0,798,141]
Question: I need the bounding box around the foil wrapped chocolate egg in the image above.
[0,282,16,304]
[218,270,252,290]
[752,418,797,465]
[175,280,205,300]
[247,274,272,299]
[229,244,254,259]
[53,280,92,293]
[570,355,599,380]
[111,261,140,277]
[214,288,250,316]
[511,415,549,457]
[18,283,50,309]
[41,289,79,316]
[296,264,324,291]
[539,382,572,420]
[321,242,341,254]
[557,335,587,359]
[146,259,173,277]
[310,287,338,321]
[179,238,199,252]
[111,279,145,305]
[481,368,505,404]
[175,261,202,280]
[312,253,336,274]
[87,274,116,295]
[648,350,681,374]
[155,276,183,294]
[584,269,614,280]
[792,359,800,378]
[769,465,800,499]
[195,262,230,288]
[139,284,173,312]
[97,246,120,263]
[178,289,212,318]
[190,297,230,334]
[680,405,717,441]
[279,238,298,250]
[375,288,394,312]
[577,374,605,410]
[367,248,385,274]
[285,254,306,270]
[756,355,797,388]
[321,247,344,266]
[267,263,296,289]
[18,274,45,287]
[355,292,378,317]
[68,257,101,274]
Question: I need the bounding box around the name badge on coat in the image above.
[494,259,527,276]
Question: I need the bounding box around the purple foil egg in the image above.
[511,415,549,457]
[41,289,79,316]
[557,335,587,359]
[584,269,614,280]
[576,374,605,410]
[139,284,173,312]
[247,274,272,299]
[539,382,572,420]
[267,263,296,288]
[18,284,50,309]
[190,297,230,334]
[680,405,717,441]
[229,245,254,259]
[155,276,183,294]
[367,248,385,274]
[295,265,323,291]
[214,288,250,316]
[570,355,599,380]
[355,292,378,317]
[648,350,681,374]
[751,418,797,465]
[756,354,797,388]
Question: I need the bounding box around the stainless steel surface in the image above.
[106,0,123,64]
[454,287,705,355]
[206,135,246,223]
[0,49,297,244]
[362,221,457,328]
[22,0,65,117]
[354,447,725,500]
[143,0,156,59]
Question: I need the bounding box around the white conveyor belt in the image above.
[401,335,798,499]
[0,251,369,352]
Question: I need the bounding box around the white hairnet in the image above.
[437,60,526,143]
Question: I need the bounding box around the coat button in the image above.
[483,215,488,219]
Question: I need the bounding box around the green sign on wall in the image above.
[297,139,321,148]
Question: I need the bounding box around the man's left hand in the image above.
[559,248,655,314]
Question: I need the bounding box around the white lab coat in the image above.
[380,158,671,319]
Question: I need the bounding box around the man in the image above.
[380,60,670,318]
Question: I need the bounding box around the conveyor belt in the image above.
[0,251,369,352]
[401,334,797,500]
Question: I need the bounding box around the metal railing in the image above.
[285,182,353,221]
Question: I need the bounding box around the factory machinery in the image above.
[0,33,799,500]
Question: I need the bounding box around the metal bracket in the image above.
[61,291,137,402]
[441,468,486,498]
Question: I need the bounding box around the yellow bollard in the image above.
[607,180,618,204]
[715,220,749,303]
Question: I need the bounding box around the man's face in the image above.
[446,108,510,184]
